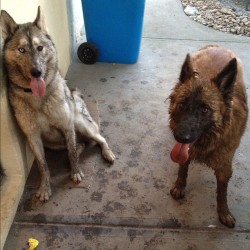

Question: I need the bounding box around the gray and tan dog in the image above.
[0,7,115,201]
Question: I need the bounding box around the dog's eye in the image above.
[37,46,43,51]
[202,107,208,113]
[201,105,210,113]
[18,48,25,53]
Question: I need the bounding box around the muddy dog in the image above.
[0,7,115,201]
[168,45,248,228]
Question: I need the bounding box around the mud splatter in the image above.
[186,244,198,250]
[144,234,165,250]
[91,212,105,224]
[81,228,95,240]
[108,104,116,114]
[32,213,47,223]
[110,170,122,179]
[23,198,33,212]
[127,160,139,168]
[113,202,126,211]
[96,168,109,188]
[152,140,163,148]
[91,191,103,202]
[100,78,107,82]
[128,229,137,242]
[23,195,45,211]
[103,201,115,213]
[122,105,132,112]
[118,181,138,199]
[132,174,143,182]
[122,80,130,84]
[126,138,139,146]
[101,121,110,127]
[45,226,64,247]
[151,109,159,115]
[130,148,142,158]
[157,218,181,229]
[153,179,166,190]
[134,202,155,215]
[103,201,126,213]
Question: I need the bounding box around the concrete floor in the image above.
[4,0,250,249]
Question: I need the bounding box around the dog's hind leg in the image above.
[28,137,52,201]
[76,121,115,163]
[215,168,235,228]
[73,90,115,163]
[170,161,190,199]
[89,133,115,163]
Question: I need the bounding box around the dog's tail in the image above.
[70,88,99,130]
[71,88,85,101]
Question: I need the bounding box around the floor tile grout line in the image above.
[13,221,250,234]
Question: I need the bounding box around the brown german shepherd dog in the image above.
[169,45,248,228]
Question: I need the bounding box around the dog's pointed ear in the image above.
[179,54,194,83]
[0,10,18,40]
[214,58,237,99]
[34,6,46,31]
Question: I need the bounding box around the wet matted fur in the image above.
[0,7,115,201]
[169,45,248,228]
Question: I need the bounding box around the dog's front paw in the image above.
[218,211,236,228]
[71,170,84,184]
[103,148,115,163]
[170,185,185,199]
[36,185,52,202]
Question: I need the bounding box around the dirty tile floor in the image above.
[4,0,250,249]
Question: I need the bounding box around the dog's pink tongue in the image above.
[30,77,46,97]
[170,143,190,165]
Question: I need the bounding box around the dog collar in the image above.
[23,88,32,93]
[14,84,32,93]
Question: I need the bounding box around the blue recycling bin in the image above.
[79,0,146,64]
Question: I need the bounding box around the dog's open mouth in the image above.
[170,142,190,165]
[30,77,46,97]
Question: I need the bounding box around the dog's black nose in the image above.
[174,132,193,144]
[30,68,42,78]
